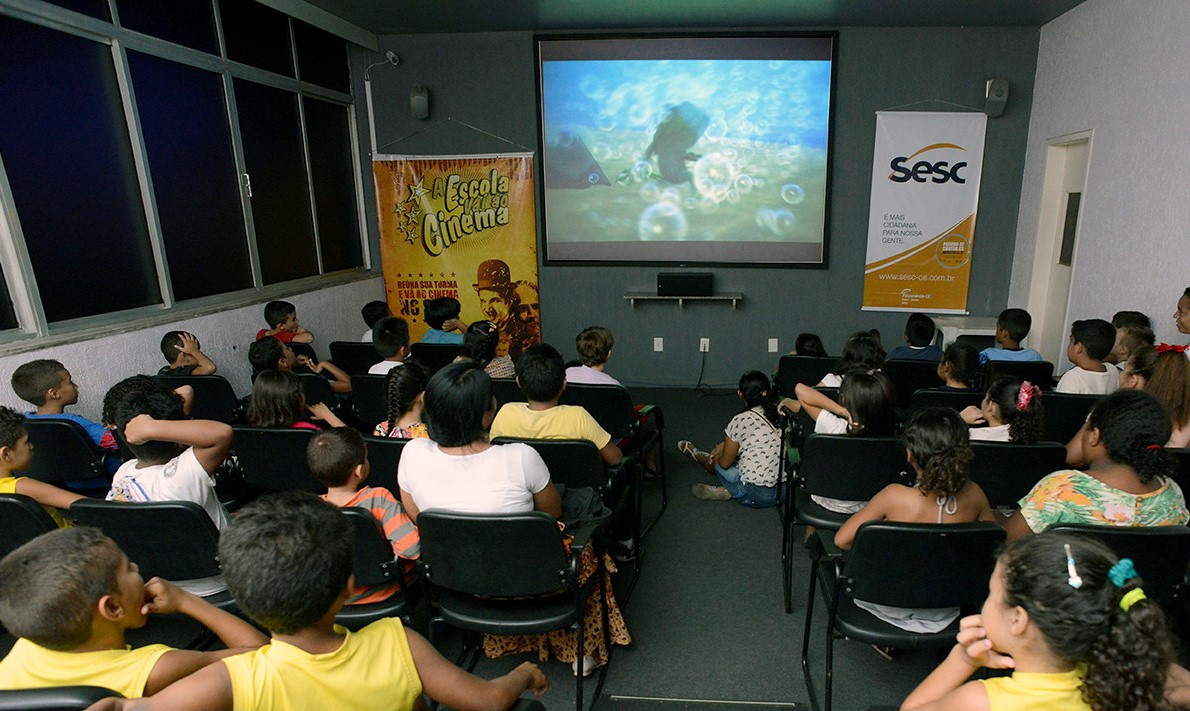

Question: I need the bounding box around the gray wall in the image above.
[358,27,1040,386]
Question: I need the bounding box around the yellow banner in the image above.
[863,214,975,311]
[374,154,539,357]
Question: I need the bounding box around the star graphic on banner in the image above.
[410,179,429,199]
[418,272,424,278]
[394,202,406,216]
[407,204,422,221]
[403,227,418,243]
[450,272,456,277]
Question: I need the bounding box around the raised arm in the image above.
[794,382,848,424]
[176,333,217,376]
[408,628,547,711]
[122,415,232,475]
[316,360,352,395]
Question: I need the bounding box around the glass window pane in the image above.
[220,0,293,78]
[0,265,19,331]
[116,0,218,55]
[294,21,349,93]
[0,16,161,323]
[233,79,317,284]
[128,51,253,300]
[302,98,362,273]
[40,0,110,21]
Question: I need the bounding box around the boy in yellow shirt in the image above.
[0,405,82,527]
[0,527,266,697]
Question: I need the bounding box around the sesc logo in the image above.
[888,143,968,184]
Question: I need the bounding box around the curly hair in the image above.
[383,358,428,433]
[985,375,1044,444]
[903,407,972,498]
[1087,390,1174,485]
[1000,533,1173,711]
[1146,350,1190,430]
[575,326,614,366]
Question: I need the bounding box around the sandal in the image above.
[677,440,710,462]
[572,655,599,677]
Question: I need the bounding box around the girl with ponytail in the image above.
[1008,389,1189,541]
[961,375,1045,444]
[903,531,1175,711]
[373,359,429,439]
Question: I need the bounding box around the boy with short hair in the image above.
[12,359,120,472]
[490,343,622,466]
[1108,324,1155,366]
[360,300,391,343]
[421,297,465,345]
[979,307,1042,362]
[0,406,81,527]
[255,300,313,344]
[1056,318,1120,395]
[0,527,267,697]
[566,325,621,385]
[886,313,942,361]
[158,331,217,376]
[309,428,419,605]
[370,316,411,375]
[91,492,548,711]
[249,336,351,394]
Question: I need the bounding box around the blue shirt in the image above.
[980,347,1042,362]
[886,345,942,362]
[420,328,464,345]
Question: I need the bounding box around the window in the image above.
[220,0,293,78]
[116,0,217,55]
[294,20,350,93]
[304,97,363,273]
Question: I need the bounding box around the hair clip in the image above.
[1145,444,1162,450]
[1156,343,1190,354]
[1120,587,1147,612]
[1108,558,1138,588]
[1016,381,1037,410]
[1064,543,1083,589]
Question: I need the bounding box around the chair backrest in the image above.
[881,360,944,410]
[298,374,337,408]
[362,436,407,496]
[491,378,526,409]
[1048,524,1190,608]
[491,438,608,490]
[774,355,836,398]
[70,499,222,581]
[954,333,996,351]
[21,419,105,484]
[559,384,636,440]
[983,360,1055,390]
[408,343,465,375]
[1042,391,1101,444]
[798,435,910,500]
[0,686,122,710]
[231,426,324,493]
[288,342,319,362]
[968,440,1067,509]
[0,494,59,559]
[343,508,401,588]
[791,387,840,448]
[351,374,388,426]
[1170,447,1190,484]
[328,341,380,377]
[843,521,1005,608]
[153,375,242,424]
[417,511,572,597]
[909,388,984,414]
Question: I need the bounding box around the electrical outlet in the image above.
[653,337,664,352]
[699,338,710,353]
[768,338,779,353]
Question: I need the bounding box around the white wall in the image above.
[1010,0,1190,344]
[0,276,385,421]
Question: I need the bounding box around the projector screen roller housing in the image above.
[536,34,836,267]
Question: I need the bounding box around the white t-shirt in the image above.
[107,447,229,531]
[724,407,781,487]
[361,329,373,342]
[1056,365,1120,395]
[368,360,403,375]
[398,439,551,514]
[819,373,843,388]
[969,424,1011,442]
[564,365,620,386]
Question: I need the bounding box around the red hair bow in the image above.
[1016,381,1038,410]
[1156,343,1190,354]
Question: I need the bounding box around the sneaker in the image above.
[692,483,732,501]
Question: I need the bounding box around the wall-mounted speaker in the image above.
[985,78,1008,118]
[410,85,430,120]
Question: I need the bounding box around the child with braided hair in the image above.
[903,531,1176,711]
[960,375,1045,443]
[373,359,430,439]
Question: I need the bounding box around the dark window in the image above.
[220,0,293,77]
[303,97,362,272]
[40,0,110,21]
[234,79,318,284]
[116,0,218,55]
[0,266,19,331]
[294,21,349,93]
[128,51,253,300]
[0,16,160,323]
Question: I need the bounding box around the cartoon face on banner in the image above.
[374,155,542,357]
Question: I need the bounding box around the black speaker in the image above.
[657,272,713,297]
[410,85,430,120]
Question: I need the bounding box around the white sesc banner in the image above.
[862,111,987,313]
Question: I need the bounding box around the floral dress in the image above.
[1018,470,1190,532]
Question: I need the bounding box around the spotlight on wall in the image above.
[385,50,400,66]
[411,84,430,121]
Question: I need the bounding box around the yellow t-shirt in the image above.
[0,476,70,528]
[222,618,423,711]
[0,638,172,698]
[490,403,612,449]
[980,669,1089,711]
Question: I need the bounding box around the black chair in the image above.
[298,373,337,409]
[802,522,1005,711]
[954,333,996,351]
[363,436,407,497]
[881,360,943,410]
[1170,447,1190,483]
[417,511,607,711]
[334,508,418,631]
[0,687,122,710]
[909,388,984,414]
[409,342,465,375]
[969,441,1067,510]
[1042,391,1101,444]
[351,374,388,427]
[230,426,324,496]
[982,360,1056,390]
[492,438,609,492]
[329,340,380,377]
[774,355,836,399]
[154,375,243,424]
[1048,524,1190,610]
[288,342,319,363]
[21,419,107,487]
[0,494,60,559]
[491,378,525,409]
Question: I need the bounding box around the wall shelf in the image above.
[624,292,744,310]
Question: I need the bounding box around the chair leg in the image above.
[575,617,585,711]
[801,557,820,709]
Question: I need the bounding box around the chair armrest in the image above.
[636,404,664,431]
